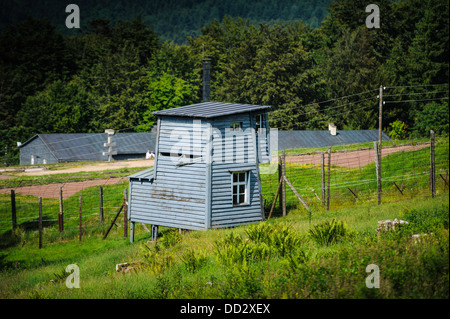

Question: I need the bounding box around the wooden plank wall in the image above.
[210,162,263,228]
[258,112,271,163]
[19,137,59,165]
[210,114,263,228]
[129,116,207,230]
[129,112,269,230]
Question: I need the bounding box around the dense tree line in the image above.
[1,0,332,43]
[0,0,448,164]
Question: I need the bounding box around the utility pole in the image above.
[377,85,384,205]
[378,85,383,151]
[430,130,436,198]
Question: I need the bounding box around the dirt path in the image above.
[19,159,155,176]
[0,160,154,198]
[1,144,429,199]
[0,160,153,198]
[285,144,430,168]
[0,178,127,199]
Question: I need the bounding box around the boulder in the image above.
[376,218,409,235]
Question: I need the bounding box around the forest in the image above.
[0,0,449,164]
[0,0,333,42]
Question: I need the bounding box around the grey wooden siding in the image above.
[209,113,263,228]
[19,137,58,165]
[211,114,256,164]
[157,116,208,158]
[128,116,208,230]
[129,159,207,230]
[257,113,271,163]
[210,162,263,228]
[128,111,268,231]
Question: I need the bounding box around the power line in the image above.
[383,90,449,98]
[384,83,449,89]
[385,97,448,104]
[268,88,379,115]
[269,100,376,129]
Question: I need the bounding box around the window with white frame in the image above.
[232,171,249,205]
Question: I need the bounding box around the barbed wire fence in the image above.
[263,83,449,217]
[261,137,449,219]
[0,171,138,248]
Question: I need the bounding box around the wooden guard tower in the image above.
[127,101,271,242]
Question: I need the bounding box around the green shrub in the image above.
[389,120,408,140]
[245,222,303,256]
[215,232,272,267]
[283,248,310,272]
[158,229,182,248]
[270,224,303,257]
[180,249,207,273]
[139,242,174,274]
[215,222,306,269]
[245,222,273,243]
[401,206,449,234]
[308,219,353,246]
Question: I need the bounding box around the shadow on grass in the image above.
[0,214,58,250]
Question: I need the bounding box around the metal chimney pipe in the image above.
[202,58,211,102]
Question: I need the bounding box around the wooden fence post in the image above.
[347,187,358,205]
[278,155,283,212]
[430,130,436,198]
[268,177,283,220]
[99,186,104,226]
[439,170,448,190]
[58,186,64,232]
[393,182,404,196]
[103,204,124,240]
[123,188,128,238]
[281,150,286,217]
[321,152,325,205]
[326,147,331,211]
[38,197,43,249]
[284,176,310,212]
[79,195,82,243]
[374,141,382,205]
[11,190,16,230]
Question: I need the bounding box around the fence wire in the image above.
[1,138,449,248]
[261,138,449,216]
[0,174,130,235]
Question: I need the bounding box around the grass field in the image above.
[0,193,447,299]
[261,137,449,214]
[0,138,448,299]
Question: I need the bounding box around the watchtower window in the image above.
[232,171,249,206]
[230,122,242,131]
[255,114,264,132]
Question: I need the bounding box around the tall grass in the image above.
[308,219,354,246]
[0,193,448,299]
